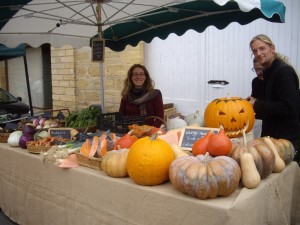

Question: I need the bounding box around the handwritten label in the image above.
[179,127,219,151]
[48,128,72,139]
[92,39,105,62]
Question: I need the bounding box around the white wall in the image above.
[145,0,300,117]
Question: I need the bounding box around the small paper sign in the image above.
[178,127,219,151]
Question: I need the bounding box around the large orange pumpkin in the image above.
[204,97,255,138]
[126,134,175,186]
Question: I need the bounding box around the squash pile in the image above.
[78,121,295,200]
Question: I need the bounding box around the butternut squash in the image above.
[263,137,285,173]
[240,152,261,189]
[171,144,189,158]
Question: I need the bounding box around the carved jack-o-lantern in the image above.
[204,97,255,138]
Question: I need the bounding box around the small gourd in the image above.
[101,146,129,178]
[206,129,232,156]
[167,117,187,131]
[116,130,138,149]
[192,131,214,156]
[184,110,204,126]
[263,137,285,173]
[240,152,261,189]
[171,144,189,158]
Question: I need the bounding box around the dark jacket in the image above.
[251,77,264,99]
[119,90,164,127]
[253,58,300,144]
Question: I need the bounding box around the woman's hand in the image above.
[246,96,256,106]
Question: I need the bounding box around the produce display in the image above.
[1,103,297,200]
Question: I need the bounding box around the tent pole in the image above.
[23,55,34,116]
[100,62,104,112]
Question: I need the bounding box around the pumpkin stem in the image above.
[204,152,210,163]
[150,132,160,140]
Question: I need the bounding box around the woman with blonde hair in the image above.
[247,34,300,165]
[119,64,164,128]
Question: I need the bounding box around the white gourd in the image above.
[167,117,187,131]
[184,110,204,126]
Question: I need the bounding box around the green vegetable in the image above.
[65,105,101,128]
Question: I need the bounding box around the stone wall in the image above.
[51,42,144,113]
[0,61,6,89]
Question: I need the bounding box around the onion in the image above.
[22,124,36,136]
[39,118,47,126]
[19,134,34,149]
[50,122,59,128]
[32,118,40,127]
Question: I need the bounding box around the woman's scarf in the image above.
[127,88,160,116]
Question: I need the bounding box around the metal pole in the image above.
[23,54,34,116]
[97,0,105,112]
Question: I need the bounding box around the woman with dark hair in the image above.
[119,64,164,128]
[247,34,300,165]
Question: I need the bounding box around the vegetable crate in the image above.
[75,153,102,171]
[97,112,146,135]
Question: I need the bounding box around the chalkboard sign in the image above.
[92,38,105,62]
[179,127,219,151]
[48,128,73,139]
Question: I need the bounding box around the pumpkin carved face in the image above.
[204,97,255,138]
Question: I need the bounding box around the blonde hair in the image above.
[121,64,155,98]
[250,34,300,79]
[250,34,289,63]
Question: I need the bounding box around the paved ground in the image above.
[0,209,18,225]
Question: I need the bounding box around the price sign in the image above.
[179,127,219,151]
[48,128,73,139]
[92,38,105,62]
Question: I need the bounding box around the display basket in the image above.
[97,112,146,135]
[26,144,52,154]
[75,152,102,171]
[0,133,10,143]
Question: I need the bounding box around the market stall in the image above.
[0,143,299,225]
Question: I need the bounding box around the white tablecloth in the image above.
[0,143,299,225]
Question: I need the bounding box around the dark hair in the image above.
[121,64,155,97]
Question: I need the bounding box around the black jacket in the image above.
[251,76,264,99]
[253,58,300,143]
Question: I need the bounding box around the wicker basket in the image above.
[26,144,52,154]
[0,133,10,143]
[75,152,102,171]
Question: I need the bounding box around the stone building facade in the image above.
[0,43,144,113]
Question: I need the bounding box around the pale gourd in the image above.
[263,137,285,173]
[171,144,189,158]
[167,117,187,131]
[101,147,129,178]
[184,110,204,126]
[240,152,261,189]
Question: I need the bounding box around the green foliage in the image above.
[65,105,102,128]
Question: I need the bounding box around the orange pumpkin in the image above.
[204,97,255,138]
[126,133,175,186]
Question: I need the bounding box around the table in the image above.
[0,143,299,225]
